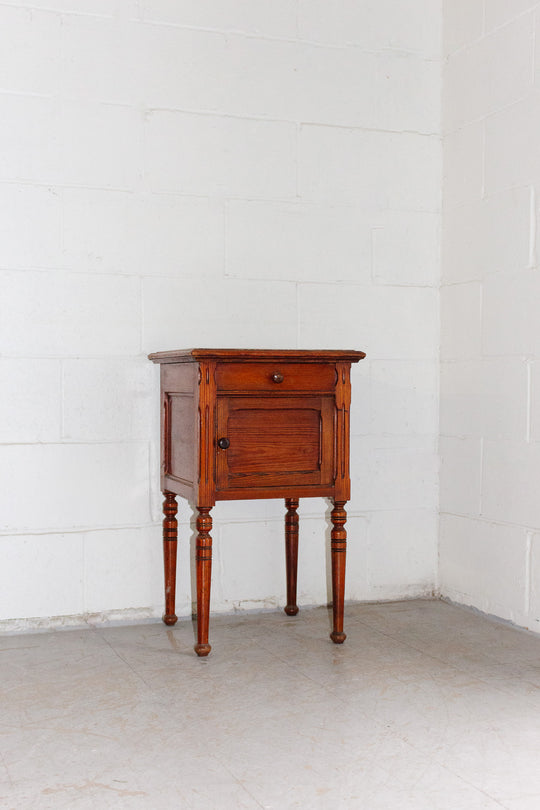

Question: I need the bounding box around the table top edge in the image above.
[148,348,366,364]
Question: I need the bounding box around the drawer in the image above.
[215,362,337,394]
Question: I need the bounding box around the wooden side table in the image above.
[148,349,365,656]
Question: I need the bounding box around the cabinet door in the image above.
[216,396,335,494]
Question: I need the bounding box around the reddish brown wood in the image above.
[149,349,365,655]
[216,396,334,494]
[149,349,365,364]
[194,506,213,657]
[160,363,199,502]
[215,362,338,393]
[228,408,319,472]
[197,361,217,508]
[334,362,352,502]
[330,500,348,644]
[162,491,178,626]
[284,498,300,616]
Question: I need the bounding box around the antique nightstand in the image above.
[148,348,365,656]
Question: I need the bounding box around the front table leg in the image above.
[284,498,300,615]
[330,500,348,644]
[162,491,178,626]
[195,506,213,656]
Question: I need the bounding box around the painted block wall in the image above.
[0,0,441,629]
[441,0,540,632]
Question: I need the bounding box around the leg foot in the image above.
[195,506,213,656]
[284,498,299,616]
[330,500,347,644]
[162,491,178,626]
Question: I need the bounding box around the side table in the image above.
[148,349,365,656]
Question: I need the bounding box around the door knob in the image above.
[217,437,230,449]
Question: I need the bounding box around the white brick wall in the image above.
[298,0,441,56]
[443,14,533,132]
[298,126,440,210]
[140,0,298,37]
[0,0,441,628]
[439,515,528,626]
[225,201,372,284]
[440,0,540,634]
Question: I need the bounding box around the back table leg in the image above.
[162,491,178,626]
[284,498,299,616]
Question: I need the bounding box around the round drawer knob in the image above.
[217,437,230,450]
[272,371,284,384]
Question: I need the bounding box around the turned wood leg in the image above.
[330,500,347,644]
[284,498,300,616]
[194,506,213,657]
[162,491,178,626]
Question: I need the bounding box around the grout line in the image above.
[479,274,484,358]
[0,508,435,539]
[81,530,87,615]
[98,629,156,689]
[295,121,300,199]
[532,8,537,83]
[526,359,532,443]
[0,523,177,540]
[446,6,537,60]
[370,225,382,284]
[131,14,440,59]
[478,436,484,517]
[480,118,486,200]
[147,440,154,523]
[0,2,112,19]
[59,359,65,440]
[0,439,154,446]
[142,103,440,137]
[295,281,300,348]
[439,510,540,534]
[444,91,532,140]
[529,184,537,269]
[139,275,144,355]
[525,530,533,618]
[0,180,440,213]
[222,198,228,278]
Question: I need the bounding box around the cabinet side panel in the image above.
[161,363,198,497]
[167,394,195,484]
[162,363,197,394]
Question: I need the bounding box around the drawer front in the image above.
[215,362,337,393]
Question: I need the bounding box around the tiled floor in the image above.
[2,599,540,809]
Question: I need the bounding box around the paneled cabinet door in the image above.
[216,395,335,493]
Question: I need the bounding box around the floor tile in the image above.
[2,599,540,808]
